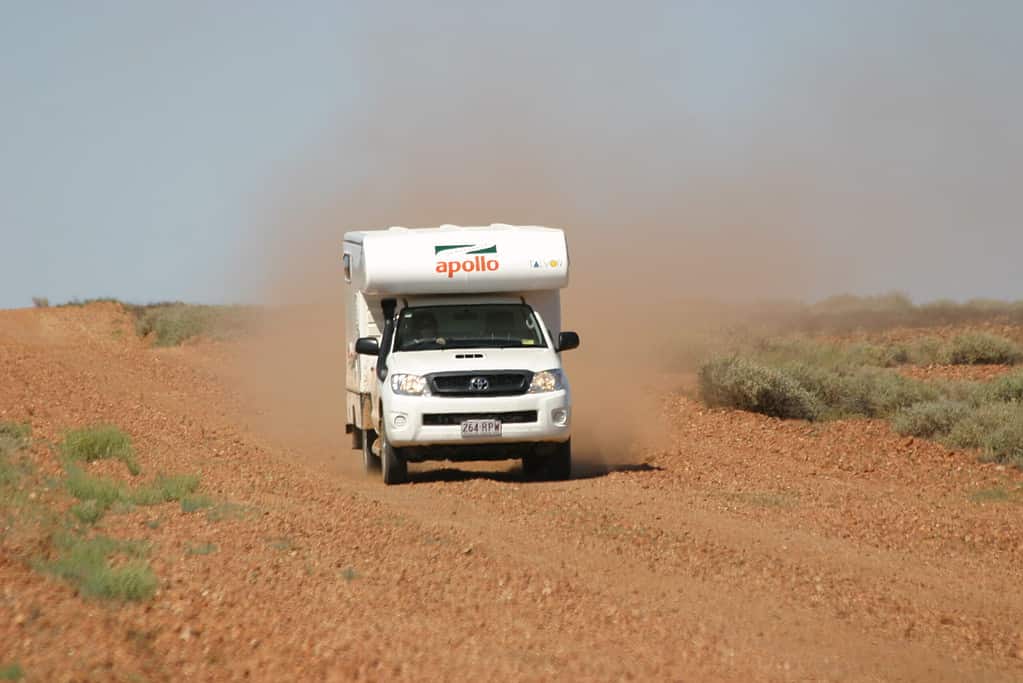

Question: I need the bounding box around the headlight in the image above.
[390,373,429,395]
[528,369,565,393]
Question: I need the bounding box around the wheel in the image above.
[380,430,408,485]
[522,441,571,481]
[546,440,572,481]
[522,452,545,480]
[362,429,380,473]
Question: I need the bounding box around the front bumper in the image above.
[383,389,571,447]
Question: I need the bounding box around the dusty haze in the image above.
[233,7,1021,472]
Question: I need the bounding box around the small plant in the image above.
[940,332,1023,365]
[892,400,972,438]
[60,426,139,475]
[206,502,252,522]
[130,474,200,505]
[31,296,50,308]
[180,495,215,513]
[981,370,1023,403]
[698,357,821,421]
[66,467,127,509]
[0,663,24,681]
[131,303,255,346]
[40,534,157,601]
[268,537,295,552]
[944,403,1019,450]
[66,469,203,524]
[969,487,1020,503]
[70,500,105,525]
[0,422,31,455]
[340,566,358,581]
[186,542,218,556]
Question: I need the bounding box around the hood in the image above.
[387,347,561,376]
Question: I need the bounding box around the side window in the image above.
[343,253,352,283]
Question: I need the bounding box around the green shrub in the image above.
[906,336,945,365]
[980,370,1023,403]
[130,474,200,505]
[944,403,1020,450]
[782,363,937,419]
[186,542,218,556]
[65,468,127,509]
[0,423,30,455]
[698,357,821,420]
[61,426,139,475]
[131,303,255,346]
[180,495,215,513]
[66,469,202,524]
[940,332,1023,365]
[892,400,971,438]
[0,663,23,681]
[984,419,1023,467]
[70,500,105,525]
[40,535,156,601]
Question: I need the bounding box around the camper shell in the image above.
[343,224,578,484]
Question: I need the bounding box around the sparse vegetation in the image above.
[0,663,24,681]
[892,400,972,438]
[939,332,1023,365]
[0,422,31,454]
[65,468,202,524]
[130,302,255,346]
[700,331,1023,467]
[180,494,215,513]
[130,474,201,505]
[980,370,1023,403]
[698,357,821,420]
[31,296,49,308]
[61,426,139,475]
[969,486,1023,503]
[53,298,257,346]
[186,542,218,556]
[206,501,253,522]
[39,534,157,601]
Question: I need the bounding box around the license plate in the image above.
[460,419,502,437]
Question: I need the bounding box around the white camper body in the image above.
[343,225,577,484]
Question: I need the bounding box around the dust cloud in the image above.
[234,134,827,472]
[232,5,1019,474]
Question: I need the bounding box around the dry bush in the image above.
[940,332,1023,365]
[698,357,821,421]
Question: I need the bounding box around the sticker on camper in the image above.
[529,258,563,270]
[434,244,500,278]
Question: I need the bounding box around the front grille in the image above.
[422,411,538,426]
[428,371,532,396]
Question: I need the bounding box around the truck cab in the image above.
[343,225,579,484]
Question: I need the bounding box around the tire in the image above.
[546,440,572,481]
[521,452,545,480]
[380,430,408,485]
[522,441,571,481]
[362,429,380,473]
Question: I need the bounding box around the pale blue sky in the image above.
[2,2,1020,307]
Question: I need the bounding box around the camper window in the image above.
[394,304,547,351]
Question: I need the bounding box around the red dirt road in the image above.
[2,304,1023,681]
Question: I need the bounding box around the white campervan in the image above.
[343,224,579,484]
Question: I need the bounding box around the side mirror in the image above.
[557,331,580,352]
[355,337,380,356]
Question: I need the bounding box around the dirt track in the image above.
[2,303,1023,682]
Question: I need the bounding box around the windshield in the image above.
[394,304,547,351]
